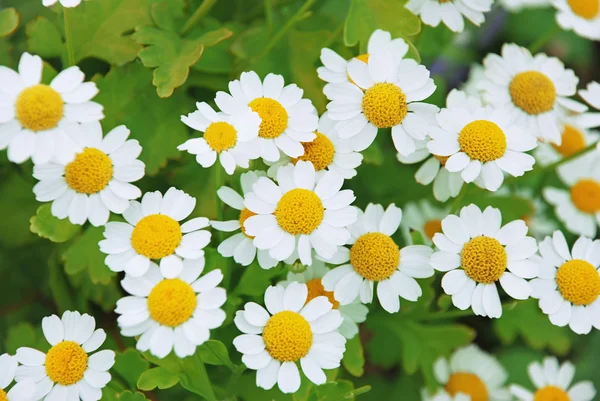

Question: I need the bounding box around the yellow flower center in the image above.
[570,179,600,214]
[0,389,6,401]
[239,207,257,238]
[204,121,237,152]
[45,341,88,386]
[434,155,450,166]
[461,236,507,284]
[64,148,113,194]
[262,311,312,362]
[509,71,557,115]
[424,219,442,240]
[361,83,407,128]
[306,278,339,309]
[15,84,64,131]
[131,214,182,259]
[249,98,288,139]
[534,385,570,401]
[567,0,599,19]
[350,232,400,281]
[147,279,197,327]
[274,189,324,235]
[291,132,335,171]
[458,120,507,162]
[445,372,489,401]
[556,259,600,306]
[355,53,370,63]
[552,124,586,157]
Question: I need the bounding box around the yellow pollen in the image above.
[291,132,335,171]
[131,214,182,259]
[361,83,407,128]
[306,278,339,309]
[147,279,197,327]
[16,84,64,131]
[351,232,400,281]
[274,189,324,235]
[355,53,370,63]
[434,155,450,166]
[64,148,113,194]
[204,121,237,152]
[445,372,489,401]
[534,386,570,401]
[0,389,6,401]
[45,341,88,386]
[263,311,312,362]
[424,219,442,240]
[552,125,586,157]
[249,98,288,139]
[570,179,600,214]
[461,236,507,284]
[568,0,599,19]
[458,120,507,162]
[239,207,257,238]
[509,71,556,115]
[556,259,600,305]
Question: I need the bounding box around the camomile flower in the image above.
[405,0,493,33]
[116,262,226,358]
[500,0,550,12]
[325,47,437,156]
[243,161,357,266]
[552,0,600,40]
[178,101,261,175]
[431,204,537,318]
[529,231,600,334]
[534,117,598,166]
[322,203,434,313]
[43,0,83,7]
[214,71,318,162]
[15,311,115,401]
[266,113,363,179]
[480,43,585,145]
[0,354,35,401]
[578,81,600,131]
[99,187,210,278]
[233,282,345,394]
[0,52,103,164]
[211,170,278,270]
[400,199,449,246]
[510,357,596,401]
[32,122,145,226]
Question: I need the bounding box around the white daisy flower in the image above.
[0,52,103,164]
[32,122,145,226]
[325,47,438,156]
[322,203,434,313]
[99,187,210,278]
[406,0,493,33]
[534,117,598,166]
[552,0,600,40]
[116,262,226,359]
[401,200,449,246]
[243,161,357,266]
[15,311,115,401]
[500,0,550,12]
[214,71,318,162]
[480,43,586,145]
[578,81,600,131]
[529,231,600,334]
[233,282,345,394]
[43,0,83,7]
[461,63,486,98]
[211,170,278,270]
[510,357,596,401]
[178,101,261,175]
[431,204,537,318]
[266,113,363,179]
[0,354,35,401]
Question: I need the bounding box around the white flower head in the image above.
[0,354,35,401]
[578,81,600,129]
[400,199,450,246]
[405,0,493,33]
[43,0,83,7]
[534,117,598,166]
[552,0,600,40]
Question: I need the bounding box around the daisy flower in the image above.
[322,203,434,313]
[116,262,226,358]
[266,113,363,180]
[178,101,261,175]
[43,0,83,7]
[405,0,493,33]
[325,47,438,156]
[214,71,318,162]
[534,117,598,166]
[552,0,600,40]
[211,170,278,270]
[400,199,449,246]
[15,311,115,401]
[32,122,145,226]
[0,354,35,401]
[0,52,103,164]
[233,282,345,394]
[243,161,357,266]
[510,357,596,401]
[480,43,585,145]
[431,204,537,318]
[99,187,210,278]
[578,81,600,131]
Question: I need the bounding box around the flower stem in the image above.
[264,0,273,37]
[63,8,75,67]
[181,0,217,35]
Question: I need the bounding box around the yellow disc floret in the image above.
[64,148,113,194]
[204,121,237,152]
[445,372,489,401]
[556,259,600,305]
[361,83,408,128]
[570,179,600,214]
[131,214,182,259]
[0,388,6,401]
[509,71,557,115]
[291,132,335,171]
[458,120,507,162]
[45,341,88,386]
[424,219,442,240]
[306,278,339,309]
[147,279,197,327]
[274,189,324,235]
[568,0,599,19]
[461,236,507,284]
[552,124,586,157]
[239,207,257,238]
[351,232,400,281]
[355,53,370,63]
[262,311,312,362]
[16,84,64,131]
[434,155,450,166]
[534,385,570,401]
[249,98,288,139]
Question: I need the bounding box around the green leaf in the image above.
[232,261,283,297]
[114,349,150,390]
[63,226,114,285]
[196,340,237,370]
[117,391,149,401]
[137,367,180,391]
[0,173,39,248]
[30,205,80,243]
[4,322,48,354]
[179,354,217,401]
[0,8,19,38]
[49,254,78,314]
[26,16,63,58]
[342,335,365,377]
